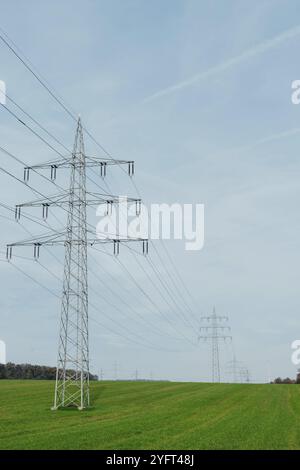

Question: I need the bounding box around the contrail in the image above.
[229,127,300,155]
[143,24,300,104]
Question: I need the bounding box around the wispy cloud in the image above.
[245,127,300,148]
[226,127,300,156]
[142,24,300,104]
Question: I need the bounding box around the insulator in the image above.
[34,243,41,260]
[136,200,141,216]
[106,200,113,215]
[42,204,49,220]
[113,240,120,256]
[142,240,149,256]
[15,206,21,221]
[128,161,134,177]
[50,165,57,181]
[24,167,30,182]
[6,246,12,260]
[100,162,107,178]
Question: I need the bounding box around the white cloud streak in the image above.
[143,24,300,104]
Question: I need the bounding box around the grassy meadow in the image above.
[0,380,299,449]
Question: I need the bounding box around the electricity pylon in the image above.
[198,307,231,383]
[226,355,248,383]
[7,117,147,409]
[226,354,241,383]
[239,366,251,383]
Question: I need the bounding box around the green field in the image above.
[0,380,300,449]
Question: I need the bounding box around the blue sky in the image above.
[1,0,300,382]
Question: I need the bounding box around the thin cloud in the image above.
[143,24,300,104]
[229,127,300,155]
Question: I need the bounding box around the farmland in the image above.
[0,380,299,449]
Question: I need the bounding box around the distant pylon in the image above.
[198,307,232,383]
[226,354,247,383]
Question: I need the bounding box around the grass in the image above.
[0,380,300,449]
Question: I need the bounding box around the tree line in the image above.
[0,362,98,380]
[272,371,300,384]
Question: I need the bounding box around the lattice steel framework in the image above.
[7,118,147,409]
[225,354,250,383]
[54,119,89,409]
[198,307,231,383]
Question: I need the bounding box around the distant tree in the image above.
[0,363,97,380]
[282,377,295,384]
[273,376,296,384]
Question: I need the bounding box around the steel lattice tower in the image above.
[7,117,147,409]
[198,307,231,383]
[53,119,89,410]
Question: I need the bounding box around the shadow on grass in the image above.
[47,384,106,413]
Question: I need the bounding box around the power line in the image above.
[122,243,197,340]
[88,263,179,341]
[0,26,200,338]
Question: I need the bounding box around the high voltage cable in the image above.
[99,174,199,333]
[0,27,199,326]
[88,282,180,351]
[0,27,201,366]
[159,240,200,318]
[0,26,143,208]
[146,254,196,331]
[8,257,180,353]
[107,250,197,347]
[0,89,72,154]
[0,96,198,344]
[0,29,132,171]
[88,249,192,338]
[0,102,112,196]
[89,264,180,340]
[38,256,174,350]
[91,176,199,335]
[123,243,197,338]
[147,249,199,330]
[91,244,197,347]
[0,148,183,346]
[0,144,123,239]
